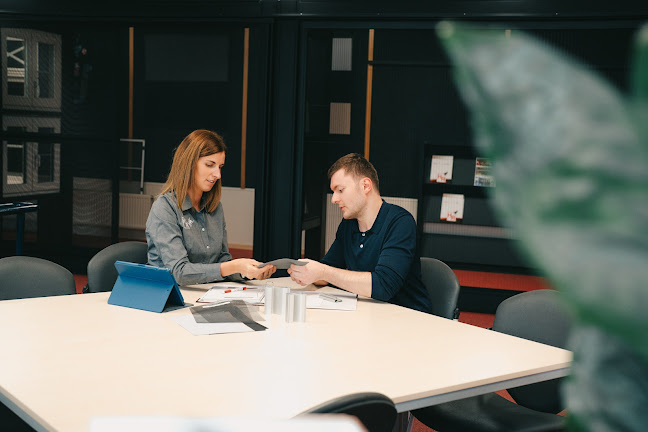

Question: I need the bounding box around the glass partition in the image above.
[36,41,54,99]
[6,36,26,97]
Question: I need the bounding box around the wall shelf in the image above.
[418,142,527,269]
[423,222,514,240]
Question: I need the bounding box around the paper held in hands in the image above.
[257,258,307,270]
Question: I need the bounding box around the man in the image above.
[288,153,432,314]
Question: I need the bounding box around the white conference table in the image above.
[0,277,571,432]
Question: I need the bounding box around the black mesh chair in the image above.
[301,392,397,432]
[420,257,460,319]
[0,255,76,300]
[84,241,148,293]
[412,289,572,432]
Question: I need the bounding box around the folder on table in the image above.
[108,261,185,313]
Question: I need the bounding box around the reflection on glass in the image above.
[36,142,55,183]
[6,126,27,185]
[6,142,26,184]
[7,36,26,96]
[36,127,55,183]
[37,42,54,99]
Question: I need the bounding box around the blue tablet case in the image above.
[108,261,185,313]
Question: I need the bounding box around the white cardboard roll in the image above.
[273,286,290,315]
[285,293,296,323]
[264,285,274,319]
[293,293,306,323]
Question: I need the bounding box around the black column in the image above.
[254,19,304,262]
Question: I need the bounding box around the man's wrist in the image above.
[318,263,328,284]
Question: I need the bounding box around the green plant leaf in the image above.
[631,24,648,104]
[631,24,648,152]
[436,21,648,359]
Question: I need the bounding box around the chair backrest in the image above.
[86,241,149,293]
[301,392,397,432]
[493,289,572,414]
[0,256,76,300]
[420,257,460,319]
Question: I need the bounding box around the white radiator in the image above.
[324,194,418,253]
[73,178,112,236]
[119,193,154,229]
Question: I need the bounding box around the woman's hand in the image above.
[234,258,276,280]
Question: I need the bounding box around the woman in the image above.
[146,129,275,285]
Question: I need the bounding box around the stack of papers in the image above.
[196,285,265,304]
[197,285,358,311]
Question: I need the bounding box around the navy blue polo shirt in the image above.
[322,201,432,314]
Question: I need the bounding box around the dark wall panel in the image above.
[2,0,648,21]
[254,19,302,262]
[134,26,244,187]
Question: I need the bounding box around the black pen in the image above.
[320,293,341,303]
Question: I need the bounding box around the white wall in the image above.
[220,187,255,248]
[72,179,255,248]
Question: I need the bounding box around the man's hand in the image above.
[288,259,327,286]
[289,260,372,297]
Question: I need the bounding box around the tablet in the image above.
[108,261,185,313]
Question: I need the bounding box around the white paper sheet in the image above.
[170,315,254,336]
[196,285,265,304]
[303,291,358,311]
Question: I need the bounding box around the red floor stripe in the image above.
[73,275,88,294]
[453,269,553,291]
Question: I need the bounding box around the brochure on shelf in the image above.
[440,193,465,222]
[474,157,496,187]
[429,155,454,183]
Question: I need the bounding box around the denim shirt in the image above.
[146,192,232,285]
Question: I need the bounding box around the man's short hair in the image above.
[328,153,380,194]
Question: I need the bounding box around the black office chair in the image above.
[412,289,572,432]
[84,241,148,293]
[301,392,397,432]
[0,256,76,300]
[420,257,460,319]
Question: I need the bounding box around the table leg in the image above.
[393,411,413,432]
[16,213,25,256]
